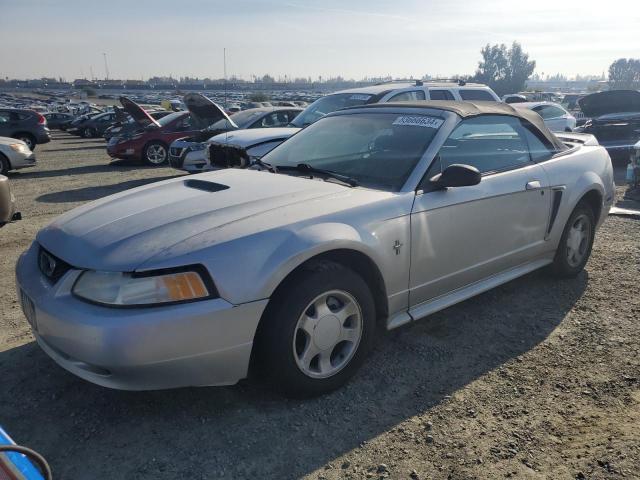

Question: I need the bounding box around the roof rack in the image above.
[374,79,424,87]
[374,78,468,87]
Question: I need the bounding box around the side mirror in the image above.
[429,164,481,189]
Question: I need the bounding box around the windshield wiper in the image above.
[278,163,358,187]
[251,158,278,173]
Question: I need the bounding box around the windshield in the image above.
[208,109,260,130]
[290,93,373,128]
[156,111,185,127]
[263,112,443,191]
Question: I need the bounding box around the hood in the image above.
[0,136,27,147]
[120,96,160,128]
[183,93,237,129]
[207,127,300,148]
[36,169,380,272]
[579,90,640,118]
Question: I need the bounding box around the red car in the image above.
[107,95,230,166]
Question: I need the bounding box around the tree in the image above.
[249,92,270,102]
[608,58,640,90]
[471,42,536,97]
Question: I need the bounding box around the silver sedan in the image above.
[16,102,614,397]
[0,136,36,175]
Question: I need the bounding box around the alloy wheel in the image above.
[146,144,167,164]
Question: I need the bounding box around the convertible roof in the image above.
[351,100,567,151]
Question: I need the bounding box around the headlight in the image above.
[72,267,216,307]
[9,143,30,153]
[188,143,206,152]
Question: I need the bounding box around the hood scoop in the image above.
[183,179,229,193]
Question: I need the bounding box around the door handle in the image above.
[525,180,542,190]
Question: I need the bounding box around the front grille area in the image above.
[169,147,183,157]
[38,246,73,284]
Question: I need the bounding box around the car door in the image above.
[409,115,553,308]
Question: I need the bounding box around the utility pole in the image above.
[223,48,227,109]
[89,65,94,81]
[103,53,110,80]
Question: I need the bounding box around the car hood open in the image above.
[579,90,640,118]
[120,96,160,128]
[183,93,237,129]
[36,169,388,272]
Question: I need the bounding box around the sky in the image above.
[0,0,638,81]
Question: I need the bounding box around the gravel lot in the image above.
[1,132,639,479]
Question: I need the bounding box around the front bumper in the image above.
[107,141,139,160]
[7,150,36,170]
[16,243,268,390]
[169,148,210,172]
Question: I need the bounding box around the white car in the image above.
[515,102,576,132]
[186,80,502,173]
[0,136,36,175]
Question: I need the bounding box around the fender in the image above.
[257,222,385,300]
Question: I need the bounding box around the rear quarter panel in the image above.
[540,145,614,247]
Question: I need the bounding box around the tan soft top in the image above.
[350,100,568,151]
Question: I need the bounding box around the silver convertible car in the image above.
[16,101,614,397]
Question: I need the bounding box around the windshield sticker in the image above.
[392,115,444,128]
[349,94,372,101]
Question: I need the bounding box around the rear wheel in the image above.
[255,261,376,397]
[14,133,35,151]
[550,202,595,277]
[82,127,97,138]
[0,154,10,175]
[143,141,168,166]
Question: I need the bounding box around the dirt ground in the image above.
[0,132,638,480]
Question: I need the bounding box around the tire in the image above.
[255,261,376,397]
[14,133,36,151]
[82,127,97,138]
[550,201,596,278]
[142,141,168,166]
[0,154,10,175]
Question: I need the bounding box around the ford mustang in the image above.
[16,101,614,397]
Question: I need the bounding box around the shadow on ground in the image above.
[12,161,172,180]
[0,270,588,479]
[35,176,179,203]
[43,145,107,153]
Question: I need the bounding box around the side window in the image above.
[534,105,565,119]
[286,110,300,122]
[519,119,555,162]
[436,115,532,175]
[258,112,279,128]
[458,90,496,101]
[388,90,426,102]
[429,90,455,100]
[172,116,192,131]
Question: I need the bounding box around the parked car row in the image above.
[169,80,503,173]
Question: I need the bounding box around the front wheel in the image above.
[143,141,168,166]
[255,261,376,397]
[550,202,595,277]
[15,134,35,150]
[0,154,10,175]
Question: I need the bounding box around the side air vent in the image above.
[546,188,564,237]
[183,179,229,193]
